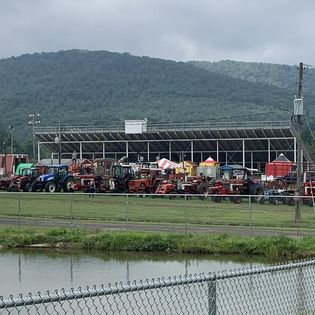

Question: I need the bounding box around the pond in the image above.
[0,249,273,298]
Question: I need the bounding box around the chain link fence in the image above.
[0,192,315,236]
[0,259,315,314]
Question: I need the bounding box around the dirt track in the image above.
[0,216,312,238]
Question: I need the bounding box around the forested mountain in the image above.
[0,50,313,149]
[189,60,315,98]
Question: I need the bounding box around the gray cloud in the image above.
[1,0,315,65]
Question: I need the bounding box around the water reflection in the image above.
[0,248,273,298]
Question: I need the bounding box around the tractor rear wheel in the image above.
[233,196,242,204]
[64,178,75,192]
[212,195,222,203]
[197,183,208,200]
[24,183,31,192]
[45,181,59,193]
[250,184,264,203]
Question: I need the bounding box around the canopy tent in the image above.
[265,153,293,178]
[199,156,219,167]
[157,158,182,169]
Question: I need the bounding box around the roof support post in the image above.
[147,142,150,161]
[169,141,172,160]
[191,140,194,162]
[102,142,106,159]
[37,142,41,162]
[294,137,297,163]
[126,141,129,158]
[250,151,253,170]
[216,141,219,162]
[79,142,82,159]
[268,139,271,162]
[242,139,245,167]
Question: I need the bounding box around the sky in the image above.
[1,0,315,65]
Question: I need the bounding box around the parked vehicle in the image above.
[8,167,43,192]
[260,190,286,205]
[31,165,75,192]
[209,165,264,203]
[128,167,162,194]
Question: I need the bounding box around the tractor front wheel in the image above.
[45,181,59,193]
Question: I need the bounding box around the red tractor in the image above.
[9,167,44,192]
[128,167,163,194]
[209,165,264,203]
[154,176,210,199]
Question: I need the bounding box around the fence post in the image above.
[208,278,216,315]
[184,195,188,234]
[18,195,21,230]
[249,195,252,237]
[69,193,73,227]
[125,194,129,228]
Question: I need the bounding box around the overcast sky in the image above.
[1,0,314,65]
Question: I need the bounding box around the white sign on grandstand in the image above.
[125,119,147,134]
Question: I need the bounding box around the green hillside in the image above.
[189,60,315,100]
[0,50,313,154]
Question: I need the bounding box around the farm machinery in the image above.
[0,154,30,191]
[31,165,75,192]
[155,175,211,199]
[128,166,163,194]
[70,159,114,193]
[8,167,44,192]
[209,165,264,203]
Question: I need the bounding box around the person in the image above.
[72,151,77,164]
[88,180,96,197]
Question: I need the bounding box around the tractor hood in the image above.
[38,174,55,182]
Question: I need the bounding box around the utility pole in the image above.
[28,113,40,163]
[8,125,14,154]
[54,120,62,165]
[294,62,304,224]
[58,120,61,165]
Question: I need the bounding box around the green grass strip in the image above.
[1,227,315,260]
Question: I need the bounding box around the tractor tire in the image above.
[30,181,41,192]
[249,184,264,203]
[7,185,18,192]
[24,183,31,192]
[45,181,59,193]
[169,191,177,200]
[64,178,75,192]
[197,183,208,200]
[212,195,222,203]
[233,196,242,204]
[139,183,147,194]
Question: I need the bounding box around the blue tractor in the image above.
[31,165,75,192]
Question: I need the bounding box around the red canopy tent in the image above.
[265,153,293,177]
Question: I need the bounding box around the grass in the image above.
[0,192,314,230]
[1,227,315,260]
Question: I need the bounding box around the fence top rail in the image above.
[34,121,291,134]
[0,191,313,201]
[1,258,315,308]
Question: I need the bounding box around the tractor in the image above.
[209,165,264,203]
[9,167,43,192]
[155,176,210,199]
[31,165,75,192]
[100,163,134,193]
[128,166,163,194]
